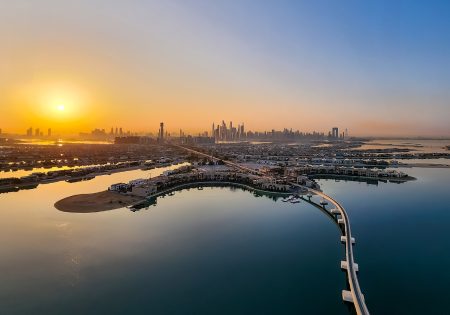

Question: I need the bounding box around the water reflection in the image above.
[0,168,344,315]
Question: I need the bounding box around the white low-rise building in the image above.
[132,185,157,197]
[109,183,129,192]
[129,178,149,187]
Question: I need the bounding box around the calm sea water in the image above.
[0,165,449,314]
[317,167,450,315]
[355,139,450,153]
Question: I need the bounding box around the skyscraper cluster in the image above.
[110,127,124,136]
[329,127,347,139]
[25,127,51,137]
[212,121,245,141]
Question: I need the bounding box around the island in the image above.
[54,190,144,213]
[54,160,415,213]
[54,165,309,213]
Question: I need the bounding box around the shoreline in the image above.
[309,174,416,183]
[55,181,303,213]
[400,163,450,168]
[0,162,187,194]
[55,190,144,213]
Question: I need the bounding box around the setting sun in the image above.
[57,104,65,111]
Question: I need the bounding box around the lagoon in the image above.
[0,165,449,314]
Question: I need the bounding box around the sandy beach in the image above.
[54,190,143,213]
[402,163,450,168]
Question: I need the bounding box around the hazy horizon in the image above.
[1,0,449,137]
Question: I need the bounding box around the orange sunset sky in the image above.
[1,1,449,137]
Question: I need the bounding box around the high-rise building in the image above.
[35,128,40,137]
[159,122,164,141]
[48,128,52,137]
[332,127,339,138]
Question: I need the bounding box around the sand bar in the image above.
[55,190,143,213]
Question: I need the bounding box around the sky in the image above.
[0,0,449,137]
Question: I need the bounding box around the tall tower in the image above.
[48,128,52,137]
[332,127,339,139]
[159,122,164,141]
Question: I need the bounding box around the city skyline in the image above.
[1,1,450,137]
[2,2,450,315]
[3,120,450,140]
[4,121,345,140]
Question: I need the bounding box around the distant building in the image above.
[48,128,52,137]
[332,127,339,139]
[159,122,164,142]
[115,136,155,144]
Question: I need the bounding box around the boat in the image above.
[197,186,204,190]
[282,195,294,202]
[290,197,301,204]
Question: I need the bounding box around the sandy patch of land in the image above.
[403,163,450,168]
[55,190,143,213]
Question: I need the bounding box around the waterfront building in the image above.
[132,185,157,197]
[109,183,129,192]
[129,178,149,187]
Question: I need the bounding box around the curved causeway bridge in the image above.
[308,188,370,315]
[176,145,370,314]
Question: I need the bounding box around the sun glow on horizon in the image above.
[5,80,100,133]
